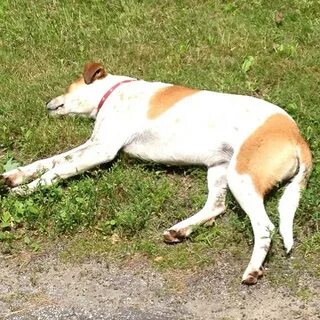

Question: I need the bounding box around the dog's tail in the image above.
[278,138,312,253]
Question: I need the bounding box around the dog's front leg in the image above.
[2,141,92,188]
[10,141,118,195]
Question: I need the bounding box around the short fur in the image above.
[2,62,312,285]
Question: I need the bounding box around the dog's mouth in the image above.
[49,104,64,111]
[46,102,65,114]
[46,95,65,112]
[47,104,67,117]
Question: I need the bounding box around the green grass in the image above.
[0,0,320,279]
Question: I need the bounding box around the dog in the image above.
[2,62,312,284]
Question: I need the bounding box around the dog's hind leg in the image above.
[226,114,311,284]
[227,169,274,285]
[278,141,312,254]
[163,164,228,243]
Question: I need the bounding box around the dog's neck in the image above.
[90,74,137,119]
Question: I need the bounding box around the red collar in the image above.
[97,79,137,112]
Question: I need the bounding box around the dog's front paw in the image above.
[242,268,264,285]
[10,185,32,196]
[2,169,25,188]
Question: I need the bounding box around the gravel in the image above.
[0,250,319,320]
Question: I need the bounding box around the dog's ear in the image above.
[83,62,107,84]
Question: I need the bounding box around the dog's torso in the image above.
[4,63,312,285]
[94,78,289,167]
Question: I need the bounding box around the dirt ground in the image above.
[0,247,319,320]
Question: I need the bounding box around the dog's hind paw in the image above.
[242,268,264,285]
[163,229,187,244]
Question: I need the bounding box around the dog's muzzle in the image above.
[46,99,64,111]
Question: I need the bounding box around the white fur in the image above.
[278,163,306,253]
[2,68,310,284]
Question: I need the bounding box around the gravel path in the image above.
[0,251,319,320]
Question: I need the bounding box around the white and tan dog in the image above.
[3,62,312,284]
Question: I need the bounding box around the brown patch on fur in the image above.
[66,77,85,94]
[83,62,107,84]
[148,85,198,119]
[236,113,312,196]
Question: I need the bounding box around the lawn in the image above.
[0,0,319,279]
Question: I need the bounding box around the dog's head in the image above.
[46,62,107,118]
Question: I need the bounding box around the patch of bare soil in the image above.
[0,249,319,320]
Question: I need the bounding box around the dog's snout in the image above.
[46,98,64,111]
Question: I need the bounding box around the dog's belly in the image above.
[123,134,234,167]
